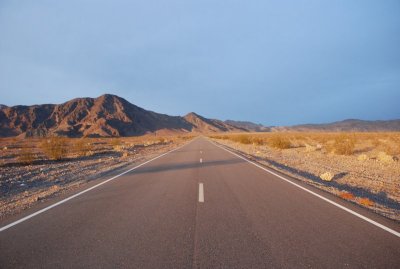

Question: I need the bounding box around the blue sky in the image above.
[0,0,399,126]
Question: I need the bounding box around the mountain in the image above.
[224,120,271,132]
[0,94,192,137]
[184,113,248,133]
[0,94,248,137]
[273,119,400,132]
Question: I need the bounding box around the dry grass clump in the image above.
[157,137,166,144]
[110,138,129,152]
[111,138,121,149]
[73,138,93,157]
[377,151,395,163]
[330,134,356,155]
[40,137,68,160]
[177,135,195,141]
[237,135,252,144]
[382,142,400,156]
[357,154,368,161]
[268,135,291,149]
[230,135,252,144]
[251,137,265,146]
[18,147,35,165]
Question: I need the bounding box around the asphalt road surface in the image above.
[1,137,399,268]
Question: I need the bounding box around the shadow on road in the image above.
[130,158,245,175]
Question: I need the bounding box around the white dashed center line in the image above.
[199,183,204,203]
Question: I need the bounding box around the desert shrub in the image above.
[237,135,252,144]
[383,143,400,156]
[331,135,356,155]
[372,138,381,148]
[18,147,35,165]
[180,135,194,140]
[110,138,125,151]
[111,138,121,147]
[377,151,395,163]
[41,137,68,160]
[251,137,264,146]
[73,139,93,157]
[357,154,368,161]
[268,135,291,149]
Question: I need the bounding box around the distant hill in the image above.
[225,120,271,132]
[0,94,250,137]
[184,113,248,133]
[273,119,400,132]
[0,94,193,137]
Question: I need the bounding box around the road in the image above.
[1,137,399,268]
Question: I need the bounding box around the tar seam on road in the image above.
[199,183,204,203]
[211,140,400,238]
[0,138,198,233]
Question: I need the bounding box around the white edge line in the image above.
[0,138,198,232]
[210,140,400,238]
[199,183,204,203]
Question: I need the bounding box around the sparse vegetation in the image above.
[0,134,194,218]
[236,135,252,144]
[209,131,400,220]
[330,134,356,155]
[40,137,68,160]
[18,147,35,165]
[73,138,93,157]
[268,135,292,149]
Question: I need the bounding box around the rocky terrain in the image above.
[0,135,193,218]
[210,132,400,221]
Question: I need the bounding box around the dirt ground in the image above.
[0,135,193,219]
[210,132,400,222]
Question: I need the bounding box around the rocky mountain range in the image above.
[1,94,398,137]
[0,94,251,137]
[274,119,400,132]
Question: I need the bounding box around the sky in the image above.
[0,0,399,126]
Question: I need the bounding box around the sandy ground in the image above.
[0,136,192,219]
[211,136,400,222]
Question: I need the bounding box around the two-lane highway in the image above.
[1,137,399,268]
